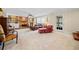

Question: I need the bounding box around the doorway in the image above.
[56,16,63,31]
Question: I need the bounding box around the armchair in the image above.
[73,31,79,41]
[0,24,18,50]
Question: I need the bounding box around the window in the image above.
[36,16,47,24]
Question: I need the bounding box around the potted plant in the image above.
[0,8,3,16]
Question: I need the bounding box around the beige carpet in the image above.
[2,29,79,50]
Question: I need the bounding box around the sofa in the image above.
[38,24,53,33]
[34,24,43,29]
[30,24,43,31]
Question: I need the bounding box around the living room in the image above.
[0,8,79,50]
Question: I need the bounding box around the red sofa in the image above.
[38,25,53,33]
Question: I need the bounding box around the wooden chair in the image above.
[0,24,18,50]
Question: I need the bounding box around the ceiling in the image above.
[3,8,79,17]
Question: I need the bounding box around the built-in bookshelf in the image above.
[8,15,29,28]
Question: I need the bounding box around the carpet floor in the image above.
[1,29,79,50]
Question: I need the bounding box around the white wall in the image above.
[48,14,57,30]
[63,10,79,33]
[48,10,79,33]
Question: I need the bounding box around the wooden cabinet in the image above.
[0,17,8,35]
